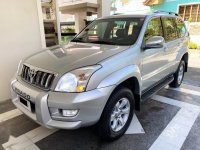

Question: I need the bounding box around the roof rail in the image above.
[154,10,178,16]
[113,13,123,15]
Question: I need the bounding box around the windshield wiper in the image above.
[90,40,118,45]
[71,38,85,43]
[72,39,119,45]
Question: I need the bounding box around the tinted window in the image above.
[175,18,187,38]
[162,17,178,41]
[72,18,145,46]
[144,17,163,41]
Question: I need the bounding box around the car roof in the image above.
[98,11,182,20]
[101,14,148,19]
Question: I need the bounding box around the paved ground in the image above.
[0,51,200,150]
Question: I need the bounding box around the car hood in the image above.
[24,42,129,74]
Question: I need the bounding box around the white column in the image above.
[36,0,46,48]
[55,0,62,44]
[97,0,111,18]
[74,11,87,33]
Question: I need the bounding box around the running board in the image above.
[141,76,174,101]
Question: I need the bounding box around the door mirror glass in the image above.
[145,36,165,49]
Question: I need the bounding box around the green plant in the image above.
[189,41,198,49]
[188,16,192,23]
[62,27,75,33]
[61,36,74,44]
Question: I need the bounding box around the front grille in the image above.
[21,65,54,90]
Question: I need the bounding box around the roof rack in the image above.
[113,13,124,15]
[154,10,178,16]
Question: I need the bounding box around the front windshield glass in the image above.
[72,17,145,46]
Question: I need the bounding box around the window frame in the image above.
[175,18,187,38]
[143,16,165,42]
[142,16,165,48]
[161,17,179,42]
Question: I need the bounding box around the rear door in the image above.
[141,17,166,91]
[174,18,189,69]
[161,17,180,75]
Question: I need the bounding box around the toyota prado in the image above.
[11,11,189,141]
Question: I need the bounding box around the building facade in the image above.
[144,0,200,22]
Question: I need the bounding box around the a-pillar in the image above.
[97,0,111,18]
[74,10,87,33]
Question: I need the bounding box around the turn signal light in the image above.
[76,85,85,92]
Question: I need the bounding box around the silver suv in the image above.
[11,11,189,140]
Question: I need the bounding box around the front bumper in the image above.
[11,78,115,129]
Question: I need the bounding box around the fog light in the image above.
[62,109,78,117]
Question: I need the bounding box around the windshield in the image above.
[72,17,145,46]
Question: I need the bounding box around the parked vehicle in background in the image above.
[11,11,189,141]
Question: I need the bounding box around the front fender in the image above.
[97,65,142,90]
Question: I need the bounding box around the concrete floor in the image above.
[0,51,200,150]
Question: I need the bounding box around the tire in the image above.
[97,87,134,141]
[169,60,185,88]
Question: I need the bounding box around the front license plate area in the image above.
[19,97,32,112]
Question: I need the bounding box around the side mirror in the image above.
[144,36,165,49]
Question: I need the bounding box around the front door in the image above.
[141,17,166,91]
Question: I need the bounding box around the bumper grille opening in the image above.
[21,65,54,90]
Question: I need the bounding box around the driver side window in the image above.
[144,17,163,41]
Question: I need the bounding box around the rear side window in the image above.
[144,17,163,41]
[162,17,178,42]
[175,18,187,38]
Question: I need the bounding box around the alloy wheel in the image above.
[110,98,130,132]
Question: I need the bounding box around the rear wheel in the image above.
[97,87,134,141]
[169,61,185,88]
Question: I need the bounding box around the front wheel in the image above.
[97,87,134,141]
[169,61,185,88]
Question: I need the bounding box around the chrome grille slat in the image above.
[21,66,25,78]
[36,71,42,85]
[25,67,29,80]
[21,65,54,90]
[45,74,53,88]
[23,66,26,79]
[40,73,48,87]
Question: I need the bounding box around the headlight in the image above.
[55,65,102,93]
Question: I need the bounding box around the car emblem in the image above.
[28,68,37,83]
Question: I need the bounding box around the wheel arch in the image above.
[97,65,142,111]
[114,77,141,111]
[181,52,189,72]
